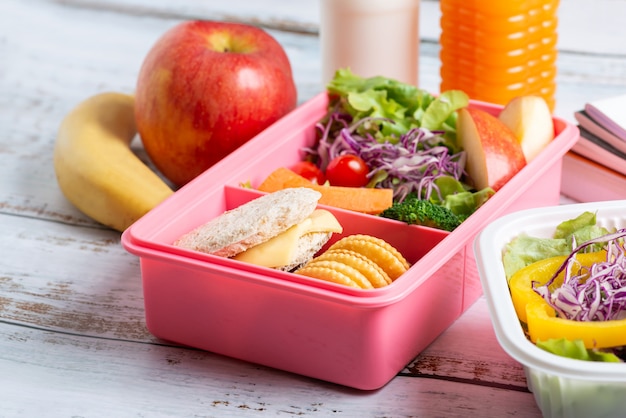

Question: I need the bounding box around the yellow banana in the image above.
[54,92,174,232]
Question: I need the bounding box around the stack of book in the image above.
[561,93,626,202]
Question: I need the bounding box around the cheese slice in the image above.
[233,209,342,267]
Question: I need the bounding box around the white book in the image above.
[585,93,626,141]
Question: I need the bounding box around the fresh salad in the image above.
[503,211,626,362]
[300,69,495,232]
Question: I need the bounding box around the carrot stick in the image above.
[257,167,393,215]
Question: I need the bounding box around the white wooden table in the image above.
[1,1,625,416]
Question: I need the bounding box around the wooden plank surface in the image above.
[1,299,541,417]
[1,0,625,416]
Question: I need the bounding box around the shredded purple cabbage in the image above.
[309,113,466,202]
[533,229,626,322]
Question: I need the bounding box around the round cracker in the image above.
[301,259,374,289]
[329,235,410,280]
[315,249,391,288]
[294,265,362,289]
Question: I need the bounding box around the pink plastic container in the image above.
[121,92,579,390]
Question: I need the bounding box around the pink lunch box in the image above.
[122,92,579,390]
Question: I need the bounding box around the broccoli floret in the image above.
[379,194,462,232]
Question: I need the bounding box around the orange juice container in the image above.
[439,0,559,110]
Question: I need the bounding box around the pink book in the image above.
[571,126,626,176]
[561,152,626,203]
[574,110,626,154]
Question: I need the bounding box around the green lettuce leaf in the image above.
[326,68,469,143]
[502,234,571,280]
[502,211,610,280]
[537,338,622,363]
[431,176,494,219]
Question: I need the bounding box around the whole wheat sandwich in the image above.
[173,187,343,271]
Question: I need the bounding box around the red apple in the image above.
[135,20,297,187]
[457,107,527,191]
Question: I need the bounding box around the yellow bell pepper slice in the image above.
[509,255,575,324]
[526,300,626,348]
[508,250,626,349]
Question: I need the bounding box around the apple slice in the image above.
[498,95,555,162]
[457,107,527,192]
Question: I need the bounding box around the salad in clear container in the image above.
[475,200,626,418]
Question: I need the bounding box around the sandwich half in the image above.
[173,187,343,271]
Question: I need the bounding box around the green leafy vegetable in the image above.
[420,90,471,134]
[553,211,597,238]
[326,68,468,144]
[431,176,495,220]
[537,338,621,363]
[502,211,610,280]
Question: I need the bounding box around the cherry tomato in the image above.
[289,161,326,184]
[325,154,370,187]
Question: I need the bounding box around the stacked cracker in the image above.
[295,235,410,289]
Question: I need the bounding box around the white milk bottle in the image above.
[320,0,420,86]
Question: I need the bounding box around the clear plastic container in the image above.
[475,201,626,418]
[440,0,559,110]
